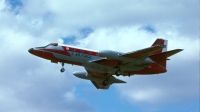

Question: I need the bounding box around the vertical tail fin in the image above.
[151,38,168,55]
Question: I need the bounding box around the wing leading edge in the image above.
[119,46,163,59]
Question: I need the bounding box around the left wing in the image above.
[90,46,162,66]
[119,46,162,59]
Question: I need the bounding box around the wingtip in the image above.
[177,49,184,52]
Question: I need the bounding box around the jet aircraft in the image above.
[28,39,183,89]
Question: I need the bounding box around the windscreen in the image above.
[45,43,58,48]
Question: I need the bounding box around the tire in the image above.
[60,68,65,73]
[115,70,122,76]
[103,80,109,86]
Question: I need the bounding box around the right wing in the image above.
[91,81,110,89]
[86,69,126,89]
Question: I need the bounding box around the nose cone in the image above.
[28,48,34,54]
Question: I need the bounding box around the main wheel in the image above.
[103,80,109,86]
[60,68,65,73]
[115,70,122,76]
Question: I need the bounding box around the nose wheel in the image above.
[60,62,65,73]
[60,68,65,73]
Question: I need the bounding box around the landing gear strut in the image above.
[103,73,110,86]
[60,62,65,73]
[114,64,123,76]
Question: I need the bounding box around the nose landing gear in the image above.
[60,68,65,73]
[60,62,65,73]
[114,65,123,76]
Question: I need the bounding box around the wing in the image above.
[119,46,162,60]
[86,69,126,89]
[90,81,110,89]
[90,46,162,66]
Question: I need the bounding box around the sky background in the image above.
[0,0,199,112]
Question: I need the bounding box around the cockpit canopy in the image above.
[45,43,58,48]
[48,43,58,46]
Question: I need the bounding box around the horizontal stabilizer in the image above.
[149,49,183,68]
[150,49,183,58]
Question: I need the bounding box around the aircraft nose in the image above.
[28,48,34,54]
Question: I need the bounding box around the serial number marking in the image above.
[70,52,91,58]
[155,44,166,48]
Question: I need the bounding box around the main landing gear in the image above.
[103,73,110,86]
[102,69,123,86]
[60,62,65,73]
[103,80,109,86]
[115,69,122,76]
[114,65,123,76]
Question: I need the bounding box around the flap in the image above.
[150,49,183,58]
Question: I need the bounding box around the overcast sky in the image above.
[0,0,199,112]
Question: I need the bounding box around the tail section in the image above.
[150,39,183,68]
[151,38,168,55]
